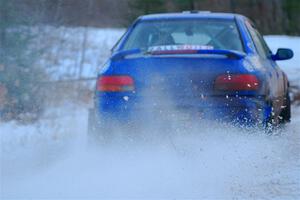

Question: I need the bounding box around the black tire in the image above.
[280,92,291,123]
[263,101,277,133]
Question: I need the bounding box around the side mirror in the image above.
[272,48,293,61]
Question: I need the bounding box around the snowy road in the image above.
[1,105,299,199]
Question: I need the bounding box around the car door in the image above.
[256,30,286,99]
[245,21,284,109]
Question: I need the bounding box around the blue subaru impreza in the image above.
[88,11,293,138]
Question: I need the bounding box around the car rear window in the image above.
[121,19,244,52]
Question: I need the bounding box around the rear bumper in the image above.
[95,94,271,126]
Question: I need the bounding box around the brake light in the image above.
[214,74,259,91]
[97,75,134,92]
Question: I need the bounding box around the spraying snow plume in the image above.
[1,103,300,199]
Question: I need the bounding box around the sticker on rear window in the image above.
[148,45,214,52]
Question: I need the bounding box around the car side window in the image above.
[245,21,269,58]
[256,32,273,58]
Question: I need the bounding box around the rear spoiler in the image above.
[111,48,246,61]
[150,49,246,59]
[111,49,141,61]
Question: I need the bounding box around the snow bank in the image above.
[35,27,125,80]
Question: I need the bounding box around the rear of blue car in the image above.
[89,12,291,139]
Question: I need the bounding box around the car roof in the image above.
[139,11,244,21]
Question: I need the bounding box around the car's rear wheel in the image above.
[264,92,291,133]
[279,92,291,123]
[263,100,277,133]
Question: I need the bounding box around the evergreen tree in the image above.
[174,0,197,10]
[128,0,167,23]
[283,0,300,35]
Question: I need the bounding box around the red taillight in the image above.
[97,75,134,92]
[214,74,259,91]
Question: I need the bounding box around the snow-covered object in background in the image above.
[35,27,125,80]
